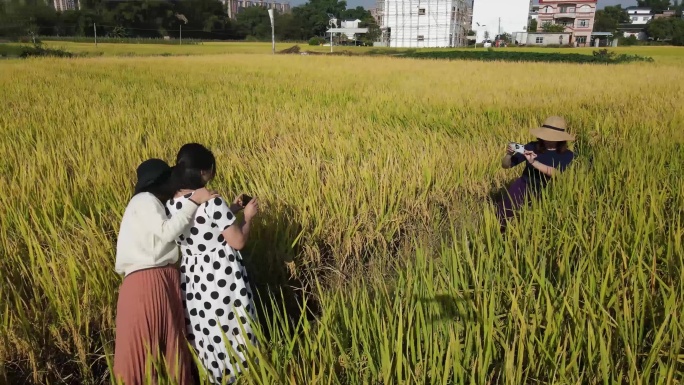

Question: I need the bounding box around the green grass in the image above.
[401,49,654,64]
[0,46,683,384]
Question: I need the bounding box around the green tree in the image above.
[528,18,538,32]
[637,0,673,14]
[0,0,59,39]
[275,12,306,41]
[340,6,368,20]
[594,5,630,33]
[497,32,512,42]
[674,0,684,16]
[235,6,272,40]
[175,0,234,39]
[647,16,684,44]
[673,20,684,45]
[290,0,347,38]
[541,22,565,32]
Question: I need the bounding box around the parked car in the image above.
[482,39,492,48]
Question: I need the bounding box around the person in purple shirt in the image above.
[496,116,576,231]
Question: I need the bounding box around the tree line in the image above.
[0,0,380,43]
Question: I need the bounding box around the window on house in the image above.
[643,16,650,21]
[418,8,426,15]
[576,36,586,43]
[536,37,544,44]
[559,6,575,13]
[417,35,425,41]
[578,19,589,27]
[631,16,638,21]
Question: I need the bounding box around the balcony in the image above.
[554,12,576,19]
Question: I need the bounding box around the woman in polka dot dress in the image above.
[166,143,259,384]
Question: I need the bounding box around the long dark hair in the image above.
[173,143,216,190]
[535,140,568,154]
[136,175,178,202]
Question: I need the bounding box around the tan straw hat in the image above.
[529,116,575,142]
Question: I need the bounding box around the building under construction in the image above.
[374,0,471,47]
[222,0,291,19]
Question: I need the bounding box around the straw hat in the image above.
[530,116,575,142]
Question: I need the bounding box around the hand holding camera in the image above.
[233,194,258,220]
[507,142,525,155]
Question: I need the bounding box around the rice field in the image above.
[0,44,683,384]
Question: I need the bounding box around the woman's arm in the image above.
[139,188,217,244]
[223,217,252,250]
[502,154,513,169]
[209,196,259,251]
[529,159,556,177]
[222,199,259,250]
[139,194,199,244]
[502,144,525,169]
[525,151,574,178]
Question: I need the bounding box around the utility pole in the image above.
[175,13,188,45]
[94,23,97,46]
[268,9,275,54]
[498,17,501,37]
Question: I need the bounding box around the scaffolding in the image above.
[223,0,291,19]
[374,0,471,47]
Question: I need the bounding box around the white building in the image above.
[341,19,362,39]
[619,6,652,41]
[377,0,471,47]
[626,7,652,24]
[472,0,530,42]
[53,0,80,12]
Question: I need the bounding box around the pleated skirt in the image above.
[112,265,193,385]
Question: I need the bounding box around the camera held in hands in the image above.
[509,142,526,155]
[239,195,253,207]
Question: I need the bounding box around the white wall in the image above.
[472,0,529,42]
[628,14,652,24]
[623,30,647,40]
[383,0,457,47]
[526,33,571,46]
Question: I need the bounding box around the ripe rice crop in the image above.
[0,45,683,384]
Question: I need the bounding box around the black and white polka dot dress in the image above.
[166,194,257,384]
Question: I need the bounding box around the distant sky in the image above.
[293,0,640,13]
[472,0,530,40]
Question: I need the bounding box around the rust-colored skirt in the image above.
[112,265,193,385]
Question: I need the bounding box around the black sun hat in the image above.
[134,158,173,195]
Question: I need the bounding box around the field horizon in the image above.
[1,43,683,384]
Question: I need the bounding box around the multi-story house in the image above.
[626,7,653,24]
[619,7,652,40]
[533,0,597,46]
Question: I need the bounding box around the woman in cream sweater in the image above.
[113,158,216,385]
